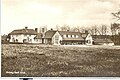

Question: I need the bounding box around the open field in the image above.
[1,44,120,77]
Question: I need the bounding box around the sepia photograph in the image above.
[1,0,120,77]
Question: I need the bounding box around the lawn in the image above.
[1,44,120,77]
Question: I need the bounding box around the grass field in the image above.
[1,44,120,77]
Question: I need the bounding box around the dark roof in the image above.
[94,39,113,43]
[9,29,37,35]
[58,31,84,40]
[58,31,80,36]
[92,35,111,40]
[63,38,84,41]
[44,30,57,38]
[44,30,88,40]
[34,33,43,39]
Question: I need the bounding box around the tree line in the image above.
[53,10,120,35]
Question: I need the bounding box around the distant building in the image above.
[9,27,38,43]
[1,34,9,44]
[44,30,93,45]
[8,27,94,45]
[34,33,43,43]
[92,35,114,46]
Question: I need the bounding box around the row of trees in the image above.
[55,24,111,35]
[54,10,120,35]
[40,10,120,36]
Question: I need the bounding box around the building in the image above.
[44,30,93,45]
[92,35,114,46]
[44,30,57,44]
[1,34,9,44]
[9,27,38,43]
[34,33,43,43]
[8,27,93,45]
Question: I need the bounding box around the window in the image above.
[16,39,18,42]
[88,40,91,44]
[76,35,78,38]
[86,40,91,44]
[66,34,68,37]
[68,35,71,38]
[74,35,76,37]
[23,39,27,43]
[55,35,59,44]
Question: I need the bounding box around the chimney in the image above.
[51,28,53,30]
[25,26,28,29]
[85,30,88,34]
[42,28,45,32]
[35,28,38,33]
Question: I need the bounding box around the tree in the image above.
[71,26,80,32]
[78,26,86,33]
[112,11,120,21]
[60,24,71,31]
[101,25,107,35]
[111,23,120,35]
[87,25,101,35]
[56,24,60,31]
[111,10,120,35]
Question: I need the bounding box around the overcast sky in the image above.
[1,0,120,35]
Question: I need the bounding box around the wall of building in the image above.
[85,34,93,45]
[23,34,36,43]
[44,38,52,44]
[10,34,23,43]
[10,34,36,43]
[34,39,42,43]
[52,31,62,45]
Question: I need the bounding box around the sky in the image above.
[1,0,120,35]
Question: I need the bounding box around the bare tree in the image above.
[87,25,99,35]
[101,25,108,35]
[60,24,71,31]
[112,11,120,21]
[56,24,60,31]
[78,26,86,33]
[111,23,120,35]
[71,26,80,32]
[111,10,120,35]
